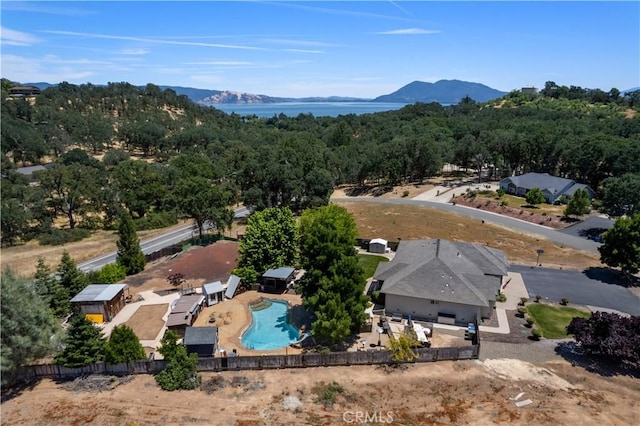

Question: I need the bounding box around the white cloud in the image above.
[43,30,266,51]
[186,61,253,66]
[117,48,150,55]
[1,3,95,17]
[282,49,324,54]
[374,28,440,35]
[1,27,42,46]
[261,38,341,48]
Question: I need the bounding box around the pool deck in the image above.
[191,290,306,356]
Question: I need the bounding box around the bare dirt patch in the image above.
[2,359,638,425]
[123,240,239,297]
[336,201,601,271]
[123,304,169,341]
[332,181,436,199]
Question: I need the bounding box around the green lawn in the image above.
[358,254,389,278]
[526,303,591,339]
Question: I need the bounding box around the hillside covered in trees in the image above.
[2,79,639,246]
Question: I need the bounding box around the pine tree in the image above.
[104,325,146,364]
[54,312,106,368]
[116,212,146,275]
[35,257,70,317]
[155,331,200,391]
[1,269,60,385]
[299,205,368,344]
[57,251,88,299]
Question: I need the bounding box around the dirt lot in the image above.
[123,240,239,297]
[124,304,169,341]
[336,201,601,271]
[2,358,638,425]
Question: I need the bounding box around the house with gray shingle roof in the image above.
[499,172,594,204]
[374,239,508,325]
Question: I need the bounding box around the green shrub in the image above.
[560,297,569,306]
[496,293,507,302]
[531,327,543,340]
[38,228,91,246]
[313,381,344,406]
[78,216,102,230]
[402,190,410,197]
[517,307,527,317]
[535,295,542,302]
[134,211,178,231]
[526,317,535,327]
[155,331,201,391]
[496,188,505,198]
[95,263,127,284]
[519,297,528,306]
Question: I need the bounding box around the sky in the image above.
[1,1,639,99]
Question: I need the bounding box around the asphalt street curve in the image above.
[331,197,600,254]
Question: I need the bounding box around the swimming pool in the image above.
[241,299,301,350]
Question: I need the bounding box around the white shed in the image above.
[202,281,225,306]
[368,238,388,254]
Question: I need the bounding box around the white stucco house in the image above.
[373,239,508,325]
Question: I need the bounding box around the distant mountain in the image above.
[196,91,369,104]
[373,79,507,104]
[19,80,505,104]
[22,82,55,90]
[623,87,640,94]
[198,90,287,104]
[158,86,221,102]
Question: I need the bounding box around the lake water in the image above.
[207,102,408,118]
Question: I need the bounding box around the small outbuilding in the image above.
[70,284,127,324]
[261,267,296,293]
[183,326,218,357]
[368,238,388,254]
[202,281,225,306]
[224,274,241,299]
[166,294,205,336]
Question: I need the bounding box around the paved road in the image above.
[331,197,600,254]
[510,265,640,316]
[78,223,196,272]
[79,206,252,273]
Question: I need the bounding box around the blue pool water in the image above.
[241,299,300,350]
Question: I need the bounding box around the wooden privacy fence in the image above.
[16,345,478,382]
[144,245,182,263]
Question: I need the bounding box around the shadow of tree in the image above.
[554,341,640,378]
[577,227,608,239]
[583,267,639,288]
[0,378,42,403]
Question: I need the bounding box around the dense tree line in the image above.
[2,80,639,246]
